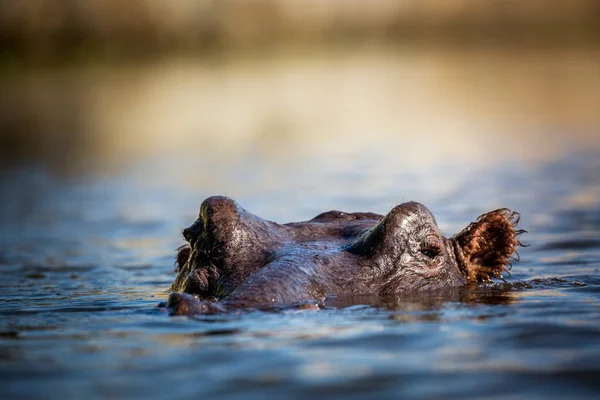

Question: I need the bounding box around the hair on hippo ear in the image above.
[452,209,526,283]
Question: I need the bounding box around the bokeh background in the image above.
[1,0,599,182]
[1,2,600,399]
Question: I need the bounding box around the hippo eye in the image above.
[420,247,439,259]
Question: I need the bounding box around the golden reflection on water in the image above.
[1,46,599,178]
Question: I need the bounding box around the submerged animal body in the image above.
[167,196,524,315]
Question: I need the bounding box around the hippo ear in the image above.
[452,209,525,283]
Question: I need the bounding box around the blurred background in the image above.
[2,2,600,399]
[1,0,599,179]
[2,0,600,251]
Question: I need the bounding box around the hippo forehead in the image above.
[394,202,437,226]
[389,202,440,239]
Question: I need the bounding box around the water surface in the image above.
[1,47,600,399]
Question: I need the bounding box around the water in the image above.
[1,47,600,399]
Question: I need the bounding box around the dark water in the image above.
[1,51,600,399]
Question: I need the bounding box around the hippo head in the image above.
[171,196,524,307]
[347,202,524,294]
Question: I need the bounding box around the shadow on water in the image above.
[325,284,518,312]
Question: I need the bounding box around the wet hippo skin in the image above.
[167,196,524,315]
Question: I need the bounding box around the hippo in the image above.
[166,196,524,315]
